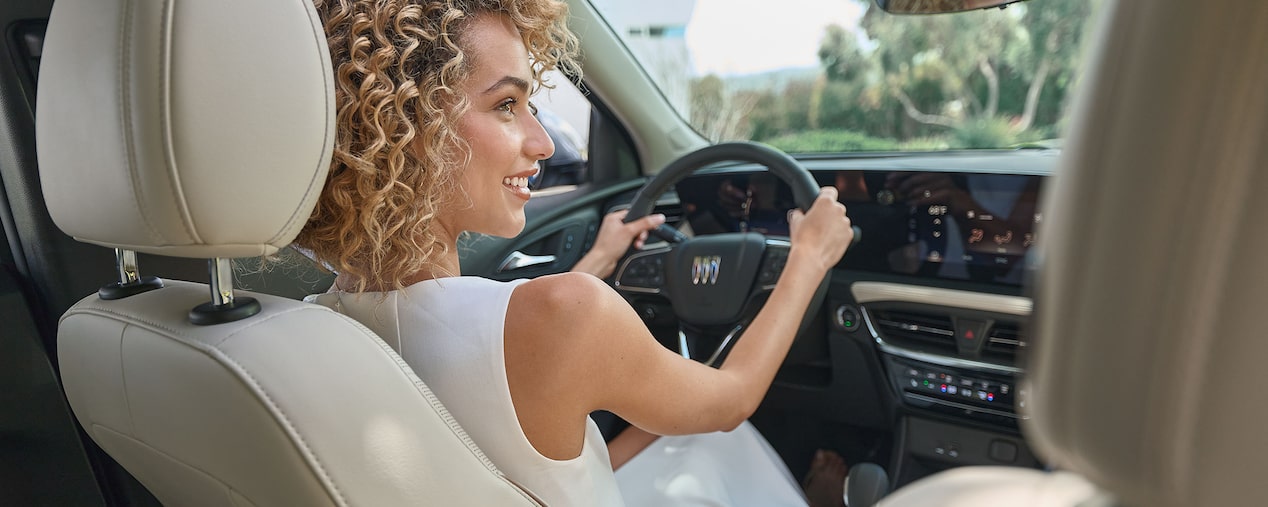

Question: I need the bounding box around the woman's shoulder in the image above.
[512,272,616,313]
[507,273,631,339]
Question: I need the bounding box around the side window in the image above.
[532,70,591,193]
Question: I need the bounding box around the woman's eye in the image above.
[496,99,516,113]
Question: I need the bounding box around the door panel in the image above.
[460,179,646,277]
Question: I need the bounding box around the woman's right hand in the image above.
[787,187,853,274]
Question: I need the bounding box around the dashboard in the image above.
[675,169,1043,286]
[633,151,1056,484]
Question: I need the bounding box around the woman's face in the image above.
[441,13,555,239]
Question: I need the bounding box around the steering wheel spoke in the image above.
[676,323,746,367]
[756,238,792,291]
[614,246,671,295]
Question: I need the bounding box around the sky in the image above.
[684,0,866,76]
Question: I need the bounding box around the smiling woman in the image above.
[297,0,855,505]
[447,14,557,241]
[294,0,579,293]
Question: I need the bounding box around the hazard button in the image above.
[954,318,990,356]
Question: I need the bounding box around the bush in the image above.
[764,129,899,153]
[951,118,1016,149]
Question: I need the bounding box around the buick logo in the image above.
[691,256,721,285]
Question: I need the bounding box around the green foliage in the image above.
[765,129,899,153]
[818,24,873,82]
[684,0,1096,152]
[950,118,1015,149]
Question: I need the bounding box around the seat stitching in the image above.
[341,313,499,471]
[89,423,336,506]
[67,306,349,506]
[333,312,542,505]
[66,304,311,347]
[206,349,349,507]
[157,0,203,242]
[116,0,164,244]
[67,302,538,505]
[267,1,336,247]
[117,322,138,436]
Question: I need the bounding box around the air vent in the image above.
[984,322,1025,362]
[870,309,957,355]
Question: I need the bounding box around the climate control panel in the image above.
[886,357,1018,421]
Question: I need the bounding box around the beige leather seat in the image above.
[36,0,538,504]
[882,1,1268,505]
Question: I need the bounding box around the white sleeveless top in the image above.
[308,277,623,506]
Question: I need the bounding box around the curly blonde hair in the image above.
[296,0,579,292]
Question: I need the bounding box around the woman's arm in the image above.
[505,188,852,459]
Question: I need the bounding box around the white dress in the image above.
[309,276,807,506]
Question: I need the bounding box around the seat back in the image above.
[881,1,1268,506]
[36,0,538,504]
[1025,1,1268,505]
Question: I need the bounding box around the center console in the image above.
[841,281,1039,486]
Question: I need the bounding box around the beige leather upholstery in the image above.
[59,280,538,506]
[879,467,1105,507]
[881,1,1268,506]
[36,0,332,259]
[38,0,539,504]
[1026,1,1268,505]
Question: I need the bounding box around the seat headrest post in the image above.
[117,249,140,285]
[188,258,260,326]
[97,248,164,301]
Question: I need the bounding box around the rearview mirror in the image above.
[875,0,1024,15]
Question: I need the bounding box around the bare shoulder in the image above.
[509,272,622,322]
[502,272,638,455]
[504,272,646,386]
[503,273,626,458]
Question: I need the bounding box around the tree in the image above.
[688,74,757,142]
[1012,0,1093,131]
[818,24,873,83]
[851,0,1092,141]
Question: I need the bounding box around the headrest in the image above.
[1023,1,1268,505]
[36,0,333,259]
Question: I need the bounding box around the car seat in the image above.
[36,0,540,504]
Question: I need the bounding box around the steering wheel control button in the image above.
[758,246,790,287]
[835,305,862,332]
[952,318,991,356]
[615,249,669,293]
[622,258,658,286]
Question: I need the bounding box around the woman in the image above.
[297,0,855,505]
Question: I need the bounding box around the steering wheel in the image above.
[615,141,830,364]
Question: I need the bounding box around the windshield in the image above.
[590,0,1096,153]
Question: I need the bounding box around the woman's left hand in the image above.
[571,209,665,279]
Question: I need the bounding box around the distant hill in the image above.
[718,66,821,92]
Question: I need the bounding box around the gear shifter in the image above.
[844,462,889,507]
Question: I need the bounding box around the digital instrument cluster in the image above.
[676,170,1043,285]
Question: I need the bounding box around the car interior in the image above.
[1,0,1266,505]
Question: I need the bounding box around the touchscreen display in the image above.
[864,171,1041,285]
[677,170,1042,285]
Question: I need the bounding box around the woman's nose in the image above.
[526,114,555,161]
